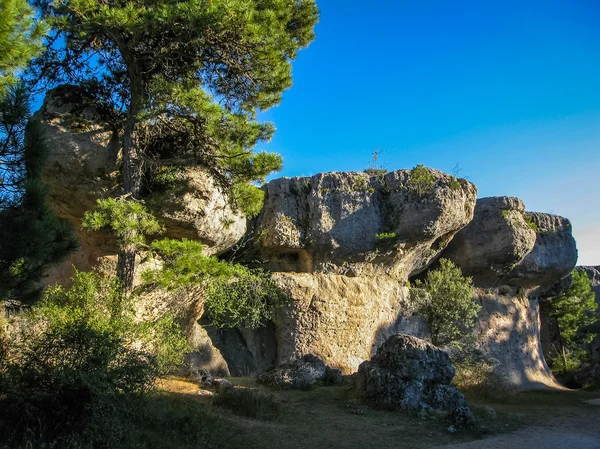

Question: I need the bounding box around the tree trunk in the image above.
[117,76,143,294]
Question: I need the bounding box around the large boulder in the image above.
[39,85,246,285]
[271,273,428,374]
[442,197,576,289]
[358,335,473,426]
[250,169,477,279]
[257,354,327,389]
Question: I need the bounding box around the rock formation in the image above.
[35,88,582,390]
[245,170,477,373]
[440,196,577,388]
[358,335,474,426]
[40,85,247,286]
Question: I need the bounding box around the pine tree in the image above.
[0,0,46,96]
[34,0,319,291]
[548,269,598,371]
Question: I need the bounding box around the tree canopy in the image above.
[34,0,319,289]
[0,0,46,96]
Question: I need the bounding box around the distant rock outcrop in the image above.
[358,335,474,426]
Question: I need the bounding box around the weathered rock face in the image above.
[251,170,477,279]
[474,288,561,389]
[271,273,427,374]
[358,335,474,426]
[439,197,577,388]
[442,197,577,289]
[39,85,246,285]
[245,170,475,374]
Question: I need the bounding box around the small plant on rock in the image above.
[408,164,435,198]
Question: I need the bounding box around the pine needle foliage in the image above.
[547,269,598,372]
[145,238,287,329]
[0,0,46,96]
[82,197,164,251]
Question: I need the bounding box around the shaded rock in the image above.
[257,354,327,389]
[250,169,476,279]
[442,196,576,290]
[370,334,455,384]
[39,86,246,286]
[357,335,472,420]
[324,367,344,386]
[451,405,476,428]
[475,289,560,389]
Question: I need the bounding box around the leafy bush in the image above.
[213,387,281,420]
[145,238,288,329]
[411,258,479,347]
[0,270,189,446]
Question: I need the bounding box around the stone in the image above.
[442,197,576,290]
[257,354,327,389]
[324,367,344,386]
[357,335,472,419]
[451,405,476,428]
[272,272,428,374]
[38,86,246,287]
[249,169,477,279]
[370,334,455,384]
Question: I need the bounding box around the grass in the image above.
[154,376,559,449]
[7,375,599,449]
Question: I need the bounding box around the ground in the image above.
[157,376,600,449]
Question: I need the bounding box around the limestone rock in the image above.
[442,197,577,290]
[357,335,473,425]
[257,354,327,389]
[442,197,536,286]
[271,272,428,374]
[370,334,455,384]
[38,86,246,285]
[251,169,477,279]
[475,288,561,389]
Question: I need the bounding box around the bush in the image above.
[412,258,479,347]
[145,238,288,329]
[0,269,189,446]
[408,164,435,197]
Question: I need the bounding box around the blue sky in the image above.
[257,0,600,265]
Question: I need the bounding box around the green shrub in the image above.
[412,258,479,347]
[145,238,288,329]
[523,214,538,232]
[408,164,435,197]
[0,269,189,446]
[213,387,281,420]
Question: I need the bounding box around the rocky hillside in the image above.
[36,87,579,388]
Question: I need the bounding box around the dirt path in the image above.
[435,401,600,449]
